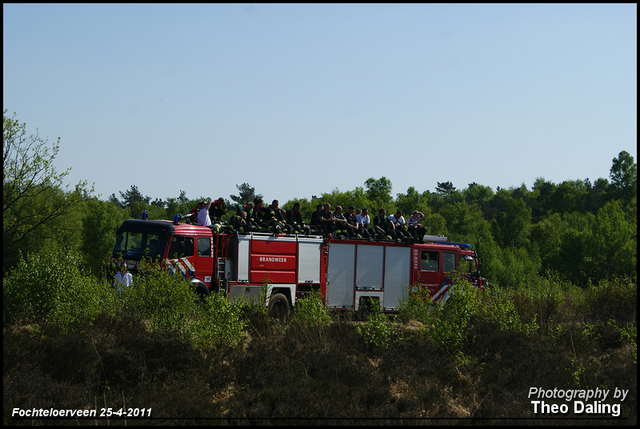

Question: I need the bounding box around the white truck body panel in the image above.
[327,242,412,311]
[297,237,323,283]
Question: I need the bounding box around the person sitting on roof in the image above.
[407,210,427,241]
[388,209,412,240]
[333,205,349,239]
[197,200,213,227]
[318,203,337,237]
[230,207,249,233]
[244,202,263,232]
[345,205,367,238]
[263,199,289,234]
[209,197,227,223]
[286,202,310,234]
[372,208,397,240]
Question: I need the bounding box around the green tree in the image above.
[3,111,91,272]
[230,183,262,209]
[111,185,152,219]
[584,177,610,214]
[556,212,594,285]
[609,150,637,205]
[3,241,112,326]
[165,190,195,219]
[81,198,127,277]
[589,200,636,281]
[395,186,430,219]
[364,177,393,209]
[435,181,456,196]
[439,202,492,247]
[316,186,373,215]
[462,183,494,220]
[529,212,565,274]
[530,177,555,222]
[491,192,531,249]
[548,180,589,215]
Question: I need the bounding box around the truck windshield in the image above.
[113,231,168,261]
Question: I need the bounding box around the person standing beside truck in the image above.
[114,263,133,293]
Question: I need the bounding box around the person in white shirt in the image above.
[388,209,411,239]
[355,208,374,238]
[114,263,133,293]
[407,210,427,241]
[356,208,371,230]
[197,200,213,227]
[388,210,406,227]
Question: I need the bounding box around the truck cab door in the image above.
[418,249,443,298]
[195,236,214,287]
[167,235,196,280]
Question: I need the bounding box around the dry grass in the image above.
[3,292,637,426]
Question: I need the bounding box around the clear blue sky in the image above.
[4,4,637,205]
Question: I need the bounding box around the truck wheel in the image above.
[268,293,290,320]
[194,284,210,303]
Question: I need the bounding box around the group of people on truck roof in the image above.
[191,197,427,242]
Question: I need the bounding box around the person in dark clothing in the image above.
[243,202,261,231]
[318,203,337,236]
[250,198,270,232]
[309,204,322,226]
[309,204,323,234]
[208,197,227,222]
[373,208,397,240]
[344,205,368,238]
[286,202,310,234]
[262,199,288,233]
[332,205,350,238]
[230,208,249,233]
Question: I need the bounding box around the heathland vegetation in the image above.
[3,111,637,424]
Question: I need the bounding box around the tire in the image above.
[268,293,290,320]
[194,283,210,303]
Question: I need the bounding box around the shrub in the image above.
[480,286,538,335]
[291,290,331,328]
[355,302,396,348]
[122,262,198,333]
[510,270,566,330]
[3,243,116,328]
[582,276,637,324]
[187,291,248,349]
[120,263,250,349]
[429,283,482,351]
[396,282,433,326]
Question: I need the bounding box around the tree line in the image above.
[4,111,637,289]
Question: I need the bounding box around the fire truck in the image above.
[110,218,484,318]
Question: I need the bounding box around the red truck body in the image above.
[110,219,483,314]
